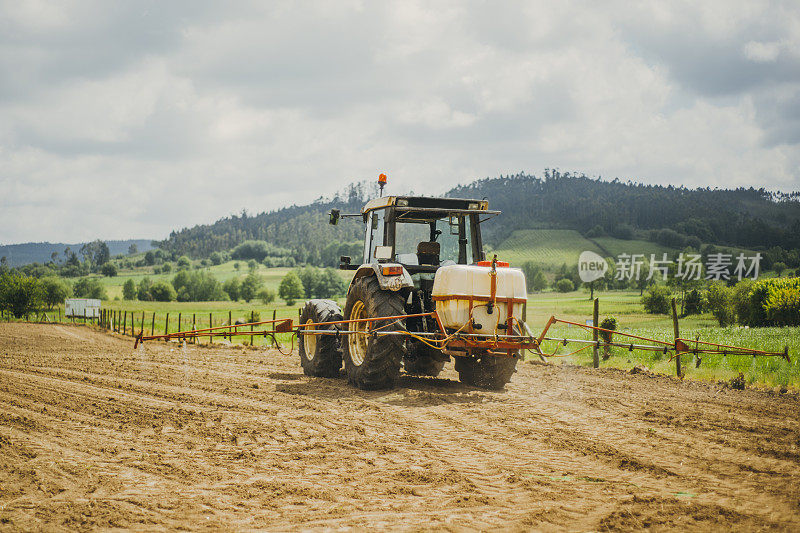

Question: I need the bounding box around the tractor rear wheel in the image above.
[455,353,518,390]
[299,299,343,378]
[403,341,446,377]
[343,276,405,390]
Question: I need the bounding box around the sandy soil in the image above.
[0,322,798,531]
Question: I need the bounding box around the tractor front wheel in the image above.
[343,276,405,390]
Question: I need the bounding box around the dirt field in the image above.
[0,323,798,531]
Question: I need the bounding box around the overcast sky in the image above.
[1,1,799,244]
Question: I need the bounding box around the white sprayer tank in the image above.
[432,264,527,333]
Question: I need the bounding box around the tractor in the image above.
[298,176,528,390]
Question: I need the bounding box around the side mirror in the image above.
[329,209,340,225]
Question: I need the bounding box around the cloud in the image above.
[0,0,798,244]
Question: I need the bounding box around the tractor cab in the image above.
[355,195,497,272]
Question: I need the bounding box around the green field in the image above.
[493,229,605,266]
[492,229,684,268]
[525,291,799,389]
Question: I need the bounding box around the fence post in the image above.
[178,313,182,337]
[151,313,155,336]
[671,298,681,377]
[164,313,169,341]
[592,298,599,368]
[228,311,232,342]
[140,312,145,337]
[192,314,196,343]
[123,311,127,336]
[209,313,213,344]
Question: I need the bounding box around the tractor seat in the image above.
[417,241,440,265]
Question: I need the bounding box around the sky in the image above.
[1,0,799,244]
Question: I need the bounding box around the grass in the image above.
[589,237,676,260]
[526,290,799,389]
[493,229,605,267]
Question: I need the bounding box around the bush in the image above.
[150,280,176,302]
[641,285,671,314]
[122,279,136,300]
[40,277,71,309]
[172,270,226,301]
[279,271,305,306]
[247,259,258,271]
[599,316,617,343]
[223,278,241,301]
[137,277,153,301]
[258,288,276,305]
[210,252,223,266]
[555,278,574,293]
[0,273,44,317]
[73,277,108,300]
[707,282,735,326]
[773,262,787,277]
[231,240,292,262]
[161,262,172,273]
[764,284,800,326]
[683,288,704,315]
[177,256,191,269]
[740,277,800,326]
[240,272,262,302]
[100,263,117,277]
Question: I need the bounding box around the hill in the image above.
[0,240,154,267]
[155,172,800,270]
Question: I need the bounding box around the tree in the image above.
[707,282,735,326]
[247,259,258,272]
[240,272,262,303]
[279,271,305,305]
[137,277,154,301]
[774,262,787,277]
[40,277,71,309]
[144,251,156,266]
[210,251,223,265]
[0,273,43,318]
[128,244,138,255]
[73,278,108,299]
[641,285,672,315]
[223,278,241,301]
[161,262,172,273]
[177,256,191,269]
[100,263,117,277]
[172,270,225,301]
[80,240,110,267]
[123,279,136,300]
[531,270,547,292]
[150,281,176,302]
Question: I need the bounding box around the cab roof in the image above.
[361,196,491,215]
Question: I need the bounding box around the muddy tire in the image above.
[299,299,343,378]
[403,342,446,377]
[455,354,518,390]
[343,276,405,390]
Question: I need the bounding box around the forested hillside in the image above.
[156,171,800,265]
[0,239,153,268]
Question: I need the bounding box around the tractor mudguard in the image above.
[350,263,414,292]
